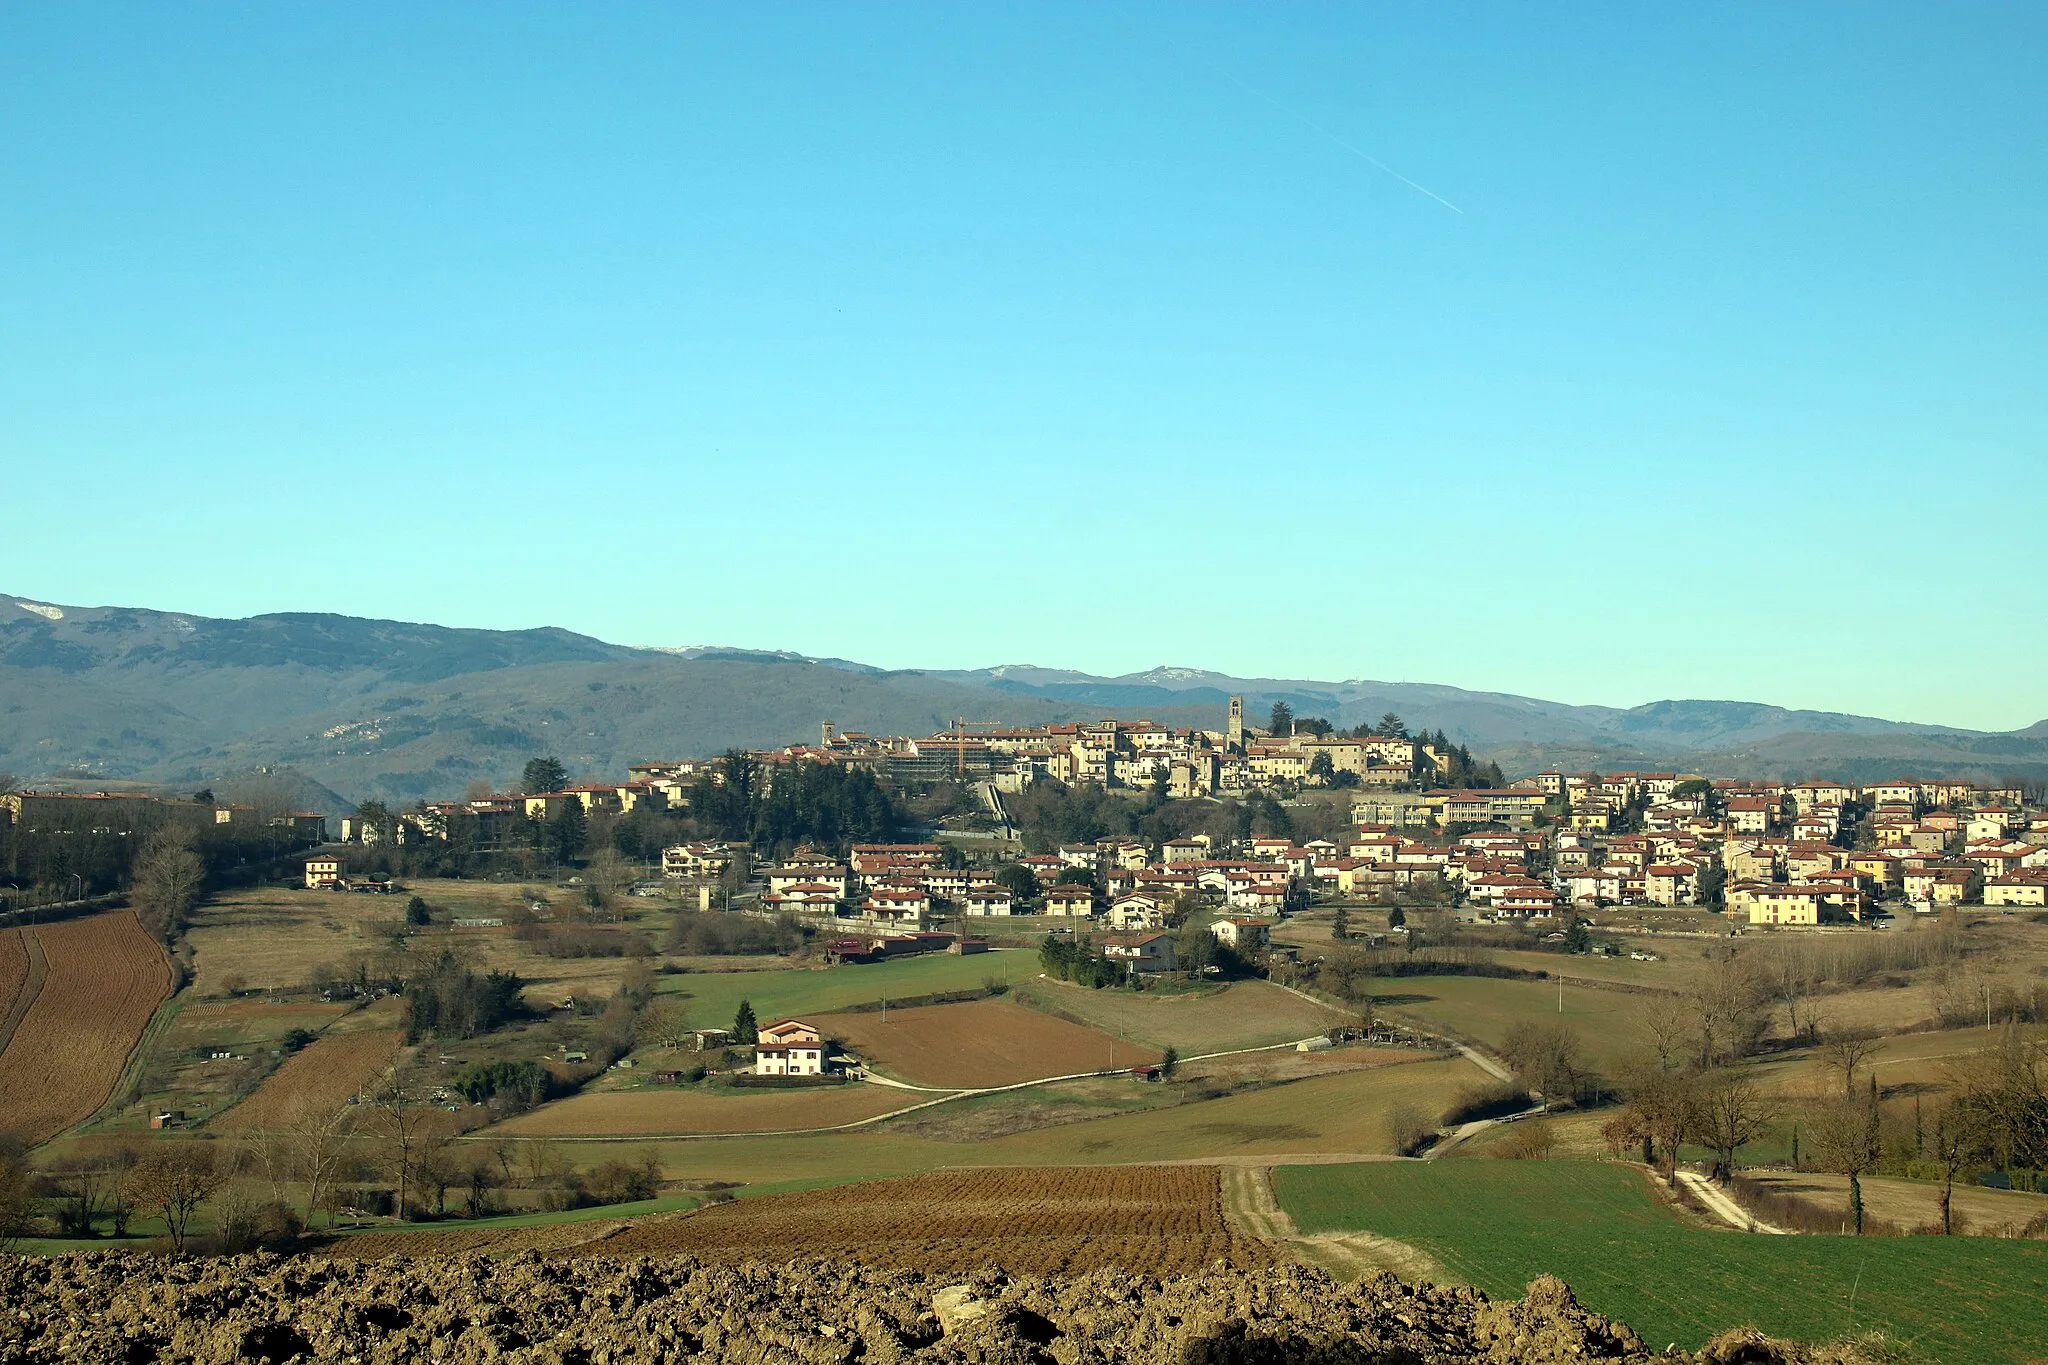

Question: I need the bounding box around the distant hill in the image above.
[3,592,2044,805]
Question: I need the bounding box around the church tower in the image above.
[1227,695,1244,753]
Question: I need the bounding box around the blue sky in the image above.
[4,5,2044,729]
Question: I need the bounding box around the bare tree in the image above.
[586,847,635,909]
[1684,1070,1773,1185]
[46,1155,114,1235]
[1611,1063,1694,1180]
[129,1145,224,1252]
[101,1145,141,1236]
[1501,1021,1589,1104]
[1770,950,1816,1042]
[130,827,205,941]
[1821,1034,1882,1097]
[365,1064,435,1220]
[280,1094,358,1227]
[1685,952,1768,1069]
[1638,993,1692,1071]
[462,1158,500,1218]
[1384,1103,1433,1158]
[1809,1095,1884,1234]
[0,1134,36,1253]
[639,998,693,1052]
[1928,1095,1989,1235]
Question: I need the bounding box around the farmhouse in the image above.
[1099,932,1177,974]
[303,855,345,889]
[754,1019,831,1077]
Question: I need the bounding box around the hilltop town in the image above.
[276,697,2048,943]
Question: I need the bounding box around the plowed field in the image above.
[0,912,174,1144]
[0,926,39,1054]
[594,1164,1278,1273]
[821,997,1158,1088]
[494,1083,930,1136]
[212,1030,402,1131]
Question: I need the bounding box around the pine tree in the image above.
[732,999,758,1044]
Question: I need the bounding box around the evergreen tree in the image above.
[549,799,587,862]
[997,863,1039,901]
[1332,906,1350,940]
[732,999,758,1044]
[521,757,569,795]
[1268,701,1294,737]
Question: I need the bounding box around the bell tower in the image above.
[1227,695,1244,753]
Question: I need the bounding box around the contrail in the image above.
[1223,71,1464,215]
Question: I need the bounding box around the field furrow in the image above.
[582,1165,1281,1273]
[0,912,174,1145]
[0,926,48,1057]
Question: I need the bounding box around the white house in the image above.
[754,1019,830,1077]
[1210,917,1271,950]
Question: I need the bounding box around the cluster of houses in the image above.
[1,789,327,841]
[707,767,2046,934]
[1332,771,2046,926]
[328,698,1441,850]
[804,702,1440,795]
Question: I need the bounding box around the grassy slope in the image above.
[654,949,1030,1031]
[485,1056,1483,1186]
[1372,975,1649,1074]
[1273,1160,2048,1365]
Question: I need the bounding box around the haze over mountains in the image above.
[4,593,2045,811]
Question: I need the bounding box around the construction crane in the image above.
[947,718,1005,778]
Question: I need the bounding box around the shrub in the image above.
[1497,1118,1558,1160]
[1440,1082,1529,1126]
[585,1155,662,1206]
[1385,1103,1434,1157]
[454,1059,549,1110]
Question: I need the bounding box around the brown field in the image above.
[820,997,1157,1088]
[595,1165,1279,1272]
[211,1030,403,1131]
[1012,978,1350,1056]
[493,1083,934,1137]
[190,881,685,1008]
[0,912,174,1144]
[0,925,39,1054]
[1742,1169,2048,1237]
[323,1219,642,1259]
[1747,1023,2048,1102]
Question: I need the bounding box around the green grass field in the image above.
[1373,975,1649,1074]
[652,948,1029,1029]
[1273,1160,2048,1365]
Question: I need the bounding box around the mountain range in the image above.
[5,592,2046,812]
